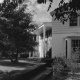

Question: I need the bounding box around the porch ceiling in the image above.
[38,26,52,35]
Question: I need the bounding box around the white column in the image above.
[33,52,34,58]
[39,36,44,58]
[43,25,46,57]
[36,35,39,58]
[29,52,31,58]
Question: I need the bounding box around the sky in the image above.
[24,0,62,23]
[0,0,67,23]
[0,0,4,3]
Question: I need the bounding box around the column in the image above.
[33,52,34,58]
[29,52,31,58]
[36,35,39,58]
[39,36,43,58]
[43,25,46,57]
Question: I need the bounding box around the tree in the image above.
[0,0,38,62]
[37,0,80,23]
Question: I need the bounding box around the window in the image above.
[70,14,77,26]
[71,39,80,53]
[46,29,52,38]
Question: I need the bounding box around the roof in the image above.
[35,22,52,35]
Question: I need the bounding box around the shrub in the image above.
[52,57,68,74]
[53,57,67,68]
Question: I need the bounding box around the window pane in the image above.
[75,44,78,47]
[70,14,77,26]
[71,40,80,52]
[72,43,75,47]
[76,40,78,44]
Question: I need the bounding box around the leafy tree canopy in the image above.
[37,0,80,23]
[0,0,38,61]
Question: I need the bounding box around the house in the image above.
[38,22,52,58]
[50,11,80,62]
[29,11,80,63]
[30,22,52,58]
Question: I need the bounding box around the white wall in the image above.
[52,15,80,59]
[52,33,80,58]
[52,34,65,58]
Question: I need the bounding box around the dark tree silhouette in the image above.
[0,0,38,62]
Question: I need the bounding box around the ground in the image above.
[0,58,47,80]
[48,65,80,80]
[0,58,40,72]
[2,58,80,80]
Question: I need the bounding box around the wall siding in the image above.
[52,18,80,34]
[52,17,80,58]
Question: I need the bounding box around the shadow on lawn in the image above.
[0,59,34,68]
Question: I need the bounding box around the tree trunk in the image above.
[11,49,18,63]
[15,50,18,62]
[11,51,14,62]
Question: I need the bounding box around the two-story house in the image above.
[50,11,80,62]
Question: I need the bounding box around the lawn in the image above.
[0,58,37,72]
[0,58,45,80]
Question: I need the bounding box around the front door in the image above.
[71,39,80,63]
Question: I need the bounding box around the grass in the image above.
[0,58,37,72]
[0,58,42,80]
[0,58,46,80]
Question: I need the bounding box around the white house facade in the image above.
[51,11,80,62]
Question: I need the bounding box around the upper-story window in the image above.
[70,14,77,26]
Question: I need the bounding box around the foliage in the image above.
[52,57,70,80]
[53,57,67,74]
[37,0,53,11]
[52,0,80,24]
[71,48,80,63]
[0,0,38,62]
[37,0,80,23]
[37,0,53,4]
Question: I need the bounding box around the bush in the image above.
[53,57,67,68]
[52,57,68,74]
